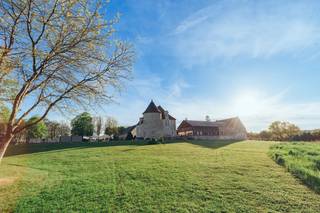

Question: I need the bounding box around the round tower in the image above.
[141,100,163,139]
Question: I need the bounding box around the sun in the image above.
[233,90,265,116]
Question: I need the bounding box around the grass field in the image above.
[1,140,320,212]
[269,142,320,193]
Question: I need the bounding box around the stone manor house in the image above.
[134,100,247,140]
[135,100,176,139]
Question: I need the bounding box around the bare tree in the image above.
[56,121,71,137]
[44,119,59,138]
[104,116,118,136]
[96,116,103,136]
[45,119,70,138]
[92,116,103,136]
[0,0,134,162]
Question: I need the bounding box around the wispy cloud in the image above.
[135,35,154,45]
[173,7,211,34]
[167,79,190,98]
[172,1,320,65]
[165,88,320,132]
[48,0,320,132]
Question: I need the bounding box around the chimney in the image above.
[164,110,169,119]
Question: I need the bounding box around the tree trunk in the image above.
[0,135,13,164]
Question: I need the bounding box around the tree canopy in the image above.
[268,121,300,141]
[0,0,133,161]
[0,106,10,123]
[71,112,94,136]
[26,116,48,139]
[248,121,301,141]
[45,119,70,138]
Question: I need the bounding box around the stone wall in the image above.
[60,136,83,142]
[136,112,176,139]
[27,136,83,143]
[137,112,163,139]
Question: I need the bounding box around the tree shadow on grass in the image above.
[183,139,244,149]
[4,141,145,157]
[4,139,245,157]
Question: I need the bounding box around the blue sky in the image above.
[50,0,320,132]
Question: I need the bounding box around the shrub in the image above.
[315,160,320,170]
[269,143,320,193]
[147,139,162,145]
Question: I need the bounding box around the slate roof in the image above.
[126,125,137,132]
[157,105,166,119]
[168,115,176,120]
[143,100,161,114]
[158,105,176,120]
[142,101,176,120]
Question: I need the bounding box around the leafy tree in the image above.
[45,119,70,138]
[118,126,127,135]
[268,121,301,141]
[26,116,48,140]
[44,119,60,138]
[104,117,118,136]
[259,130,272,141]
[0,0,133,162]
[0,106,10,123]
[71,112,94,136]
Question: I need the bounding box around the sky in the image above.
[50,0,320,132]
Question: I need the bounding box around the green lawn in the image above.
[269,142,320,193]
[1,140,320,212]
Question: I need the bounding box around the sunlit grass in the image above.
[269,142,320,193]
[1,140,319,212]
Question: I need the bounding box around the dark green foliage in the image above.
[147,139,161,145]
[104,117,118,136]
[104,127,118,136]
[117,126,126,135]
[269,143,320,193]
[315,160,320,170]
[125,132,134,140]
[26,116,48,139]
[291,131,320,141]
[71,112,94,136]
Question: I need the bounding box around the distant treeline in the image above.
[248,121,320,141]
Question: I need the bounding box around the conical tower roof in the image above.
[143,100,161,114]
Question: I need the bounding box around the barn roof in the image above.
[183,120,223,127]
[183,117,240,127]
